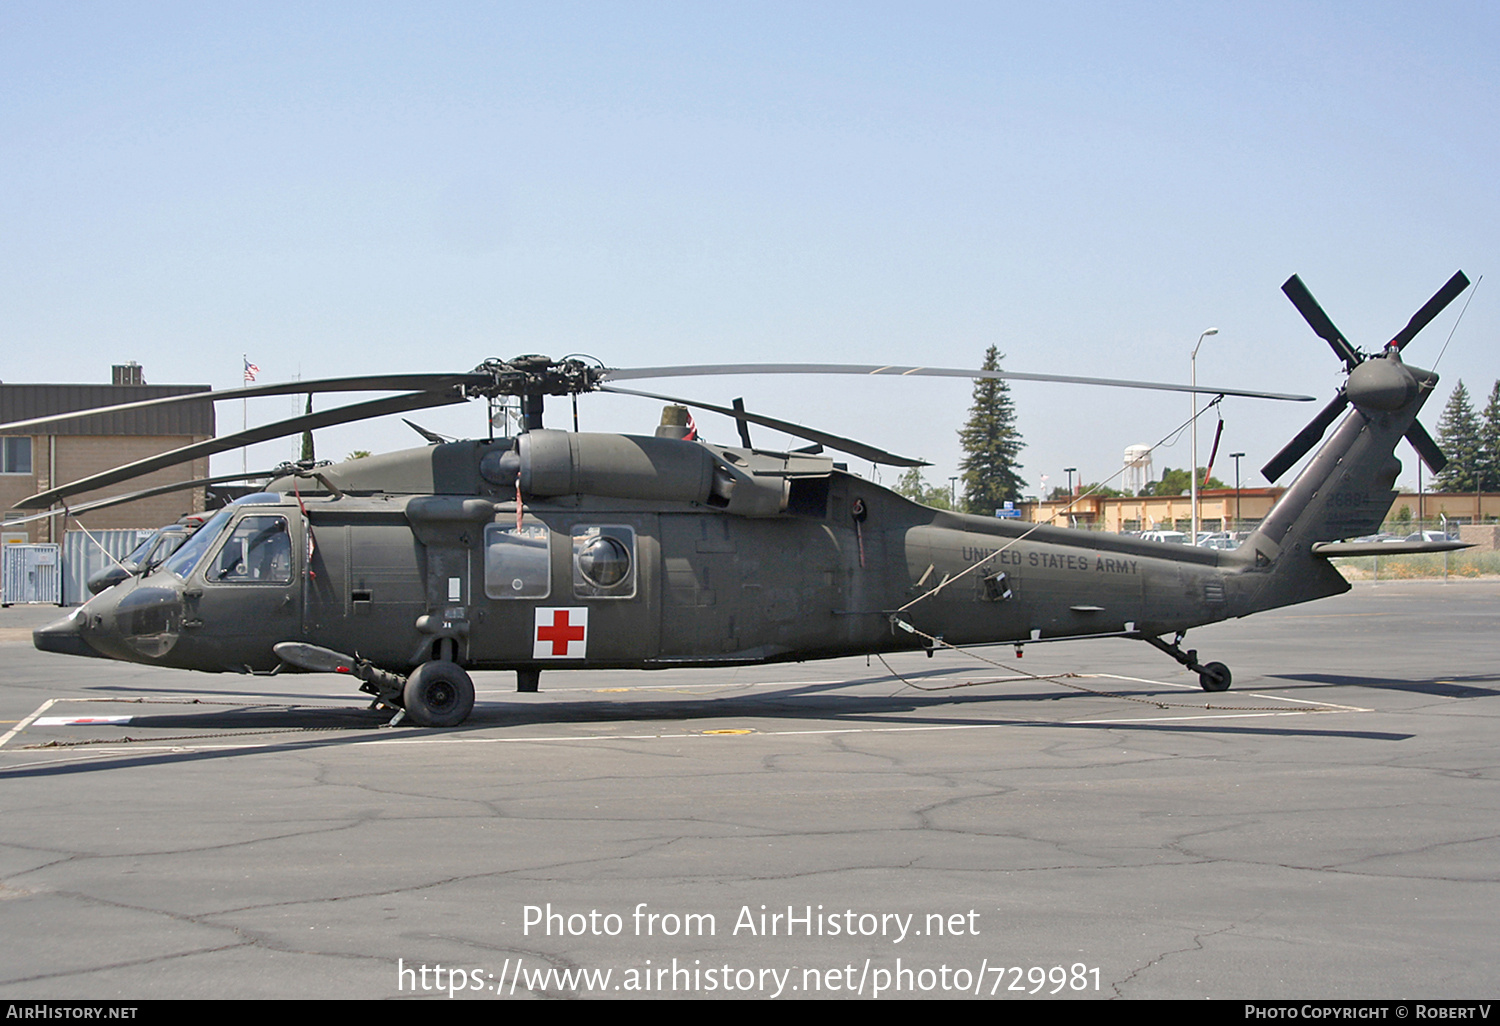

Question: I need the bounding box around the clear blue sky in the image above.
[3,2,1496,496]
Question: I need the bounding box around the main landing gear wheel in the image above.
[1198,661,1232,692]
[402,661,475,727]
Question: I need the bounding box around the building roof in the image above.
[0,384,214,437]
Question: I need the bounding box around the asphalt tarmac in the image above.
[1,579,1496,1000]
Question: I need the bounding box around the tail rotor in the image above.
[1262,271,1469,482]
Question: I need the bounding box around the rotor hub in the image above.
[468,356,605,399]
[1345,354,1420,411]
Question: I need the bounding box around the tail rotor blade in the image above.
[1283,275,1362,371]
[1262,391,1350,481]
[1405,420,1448,473]
[1388,271,1470,351]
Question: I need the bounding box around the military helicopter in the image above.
[13,272,1473,726]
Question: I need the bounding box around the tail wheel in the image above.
[402,661,475,727]
[1198,662,1232,692]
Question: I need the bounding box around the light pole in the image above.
[1064,467,1077,527]
[1229,451,1245,531]
[1190,328,1219,541]
[948,476,958,509]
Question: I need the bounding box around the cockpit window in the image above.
[160,496,287,581]
[163,507,237,579]
[146,532,188,570]
[122,531,163,567]
[206,516,292,584]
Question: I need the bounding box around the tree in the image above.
[1142,467,1223,496]
[892,468,953,509]
[957,346,1025,513]
[1480,381,1500,491]
[300,394,315,462]
[1435,381,1482,492]
[1050,482,1127,499]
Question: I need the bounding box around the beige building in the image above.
[1,366,215,544]
[1023,487,1500,534]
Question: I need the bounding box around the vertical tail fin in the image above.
[1230,269,1467,614]
[1236,360,1430,612]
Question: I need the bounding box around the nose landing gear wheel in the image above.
[402,661,475,727]
[1198,661,1232,692]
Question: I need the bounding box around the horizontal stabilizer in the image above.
[1310,540,1472,557]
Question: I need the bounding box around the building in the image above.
[1022,486,1500,534]
[1,365,215,544]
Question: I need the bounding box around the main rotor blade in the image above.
[0,471,282,526]
[1261,391,1350,482]
[1388,271,1470,351]
[1405,420,1448,474]
[603,363,1313,402]
[15,390,468,509]
[0,373,486,435]
[598,385,928,467]
[1282,275,1362,371]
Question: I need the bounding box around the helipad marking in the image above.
[35,716,134,726]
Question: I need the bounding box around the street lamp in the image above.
[1190,328,1219,541]
[1229,452,1245,531]
[1064,467,1078,527]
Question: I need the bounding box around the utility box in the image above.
[1,543,63,605]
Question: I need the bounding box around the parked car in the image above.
[1404,530,1452,543]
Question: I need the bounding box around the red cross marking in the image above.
[536,609,586,655]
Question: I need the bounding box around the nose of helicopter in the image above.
[34,606,107,659]
[33,581,186,662]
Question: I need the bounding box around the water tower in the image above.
[1123,444,1152,495]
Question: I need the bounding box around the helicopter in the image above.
[12,271,1474,727]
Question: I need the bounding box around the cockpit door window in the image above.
[206,515,293,584]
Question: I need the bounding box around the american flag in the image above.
[243,359,260,383]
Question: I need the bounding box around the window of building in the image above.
[1,437,31,475]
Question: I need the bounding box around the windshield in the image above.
[162,507,237,579]
[160,495,284,580]
[121,529,165,567]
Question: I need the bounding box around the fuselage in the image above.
[39,434,1296,676]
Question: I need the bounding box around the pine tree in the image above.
[300,394,315,462]
[1435,381,1481,492]
[958,346,1025,514]
[1479,381,1500,491]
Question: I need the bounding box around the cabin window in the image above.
[484,523,551,599]
[572,525,636,599]
[206,516,293,584]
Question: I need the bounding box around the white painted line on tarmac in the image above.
[0,699,56,750]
